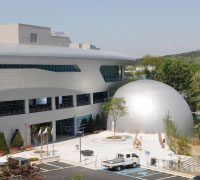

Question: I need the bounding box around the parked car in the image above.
[192,175,200,180]
[12,157,29,166]
[102,152,140,171]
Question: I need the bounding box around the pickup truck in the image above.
[102,152,140,171]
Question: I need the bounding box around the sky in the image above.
[0,0,200,58]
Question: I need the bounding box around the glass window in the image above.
[55,95,73,109]
[132,153,138,158]
[77,94,90,106]
[93,91,108,104]
[29,97,51,113]
[100,65,122,82]
[0,100,25,117]
[30,33,38,43]
[126,154,131,158]
[0,64,81,72]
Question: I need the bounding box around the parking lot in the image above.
[101,167,189,180]
[41,161,190,180]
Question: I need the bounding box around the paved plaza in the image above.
[0,131,194,179]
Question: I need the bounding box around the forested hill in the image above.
[164,50,200,64]
[135,49,200,64]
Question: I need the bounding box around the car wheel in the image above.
[132,163,137,168]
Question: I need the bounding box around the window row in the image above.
[0,91,109,117]
[0,64,81,72]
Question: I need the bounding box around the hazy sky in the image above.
[0,0,200,58]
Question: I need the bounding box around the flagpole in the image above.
[47,132,48,156]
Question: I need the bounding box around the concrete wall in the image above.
[0,24,19,44]
[18,24,71,47]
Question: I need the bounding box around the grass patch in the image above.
[28,158,39,162]
[34,151,45,154]
[106,136,122,139]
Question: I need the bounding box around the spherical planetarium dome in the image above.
[108,80,193,135]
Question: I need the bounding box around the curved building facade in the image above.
[0,24,134,146]
[108,80,193,135]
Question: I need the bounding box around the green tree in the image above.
[87,117,96,133]
[163,112,177,138]
[189,71,200,111]
[31,125,39,146]
[155,58,199,93]
[155,58,200,111]
[140,55,164,79]
[0,132,8,153]
[102,97,126,138]
[95,114,103,130]
[11,129,24,148]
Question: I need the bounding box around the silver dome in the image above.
[108,80,193,135]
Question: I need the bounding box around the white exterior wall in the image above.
[18,24,71,47]
[0,56,132,146]
[0,24,19,44]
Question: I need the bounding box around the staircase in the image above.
[181,157,200,173]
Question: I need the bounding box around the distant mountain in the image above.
[165,50,200,64]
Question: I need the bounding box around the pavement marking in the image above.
[41,165,77,172]
[156,176,176,180]
[137,171,160,178]
[45,162,62,169]
[100,167,187,180]
[40,161,77,172]
[40,167,48,172]
[122,174,146,180]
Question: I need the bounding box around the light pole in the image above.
[79,136,81,162]
[51,128,55,156]
[77,125,86,162]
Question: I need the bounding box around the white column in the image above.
[52,121,56,142]
[27,125,31,145]
[25,99,29,114]
[51,97,56,110]
[90,93,93,104]
[73,95,77,107]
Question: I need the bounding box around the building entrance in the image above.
[56,118,74,138]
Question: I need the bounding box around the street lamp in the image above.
[77,125,86,162]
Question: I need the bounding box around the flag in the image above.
[43,128,48,134]
[51,128,53,135]
[38,129,41,135]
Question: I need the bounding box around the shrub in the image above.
[95,114,103,130]
[70,174,83,180]
[11,129,24,148]
[0,132,8,153]
[87,117,96,133]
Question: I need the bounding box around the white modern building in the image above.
[0,24,134,146]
